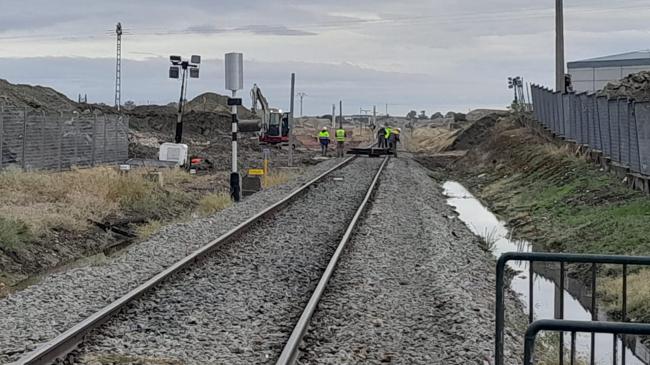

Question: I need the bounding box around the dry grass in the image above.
[600,268,650,321]
[197,192,232,217]
[263,171,292,189]
[136,220,163,239]
[0,167,195,248]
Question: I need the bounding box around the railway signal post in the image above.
[225,52,243,202]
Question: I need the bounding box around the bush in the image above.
[0,217,32,250]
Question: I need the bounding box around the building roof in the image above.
[568,50,650,69]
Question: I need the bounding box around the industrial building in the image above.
[567,50,650,92]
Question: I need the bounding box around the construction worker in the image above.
[377,125,386,148]
[384,125,392,149]
[335,126,346,157]
[318,126,330,156]
[389,128,401,157]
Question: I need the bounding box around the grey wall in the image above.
[569,65,650,93]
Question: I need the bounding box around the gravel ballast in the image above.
[76,157,383,364]
[0,158,344,364]
[298,158,524,364]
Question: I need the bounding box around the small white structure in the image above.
[158,143,188,166]
[568,50,650,93]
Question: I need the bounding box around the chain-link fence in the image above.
[0,106,129,171]
[530,85,650,175]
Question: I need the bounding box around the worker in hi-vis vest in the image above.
[384,126,392,148]
[335,127,346,157]
[318,126,330,156]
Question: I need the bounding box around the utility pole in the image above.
[331,104,336,129]
[556,0,565,92]
[297,92,306,116]
[114,22,122,111]
[385,103,389,117]
[373,105,376,127]
[288,73,295,167]
[339,100,343,129]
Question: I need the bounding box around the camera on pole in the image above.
[169,54,201,143]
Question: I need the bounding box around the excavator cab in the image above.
[261,109,289,144]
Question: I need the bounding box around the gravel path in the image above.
[298,157,523,364]
[0,158,344,364]
[76,157,383,364]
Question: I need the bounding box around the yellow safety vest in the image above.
[319,130,330,139]
[335,129,346,142]
[384,127,392,139]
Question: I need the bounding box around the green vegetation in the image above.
[0,217,33,250]
[454,115,650,322]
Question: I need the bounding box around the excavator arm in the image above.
[250,84,269,116]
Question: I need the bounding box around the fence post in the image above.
[103,114,108,163]
[73,117,78,167]
[114,115,118,163]
[91,112,97,167]
[21,108,27,170]
[0,103,4,170]
[58,112,63,171]
[40,111,46,169]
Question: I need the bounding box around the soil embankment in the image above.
[417,112,650,323]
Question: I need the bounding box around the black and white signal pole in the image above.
[225,52,243,202]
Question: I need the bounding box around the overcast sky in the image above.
[1,0,650,116]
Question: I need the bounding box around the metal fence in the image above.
[0,106,129,171]
[496,252,650,365]
[530,85,650,175]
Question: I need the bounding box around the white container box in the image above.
[159,143,189,165]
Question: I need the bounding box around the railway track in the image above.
[13,155,388,365]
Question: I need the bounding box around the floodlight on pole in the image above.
[169,55,201,143]
[225,52,244,202]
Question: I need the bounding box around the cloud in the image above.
[2,0,650,116]
[234,25,316,36]
[183,24,316,36]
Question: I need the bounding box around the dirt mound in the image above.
[185,92,254,118]
[446,114,500,151]
[601,71,650,101]
[0,79,79,111]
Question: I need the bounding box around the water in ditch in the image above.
[443,181,646,365]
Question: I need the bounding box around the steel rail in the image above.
[276,155,390,365]
[13,156,358,365]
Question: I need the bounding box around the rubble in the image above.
[600,71,650,101]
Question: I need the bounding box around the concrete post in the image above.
[288,73,295,167]
[556,0,565,92]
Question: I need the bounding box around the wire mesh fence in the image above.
[530,85,650,176]
[0,105,129,171]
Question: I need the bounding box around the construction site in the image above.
[5,1,650,365]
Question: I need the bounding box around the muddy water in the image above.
[443,181,646,365]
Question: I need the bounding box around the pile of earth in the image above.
[0,79,80,111]
[601,71,650,101]
[445,113,504,151]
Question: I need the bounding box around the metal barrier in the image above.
[0,106,128,171]
[530,85,650,178]
[524,320,650,365]
[495,252,650,365]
